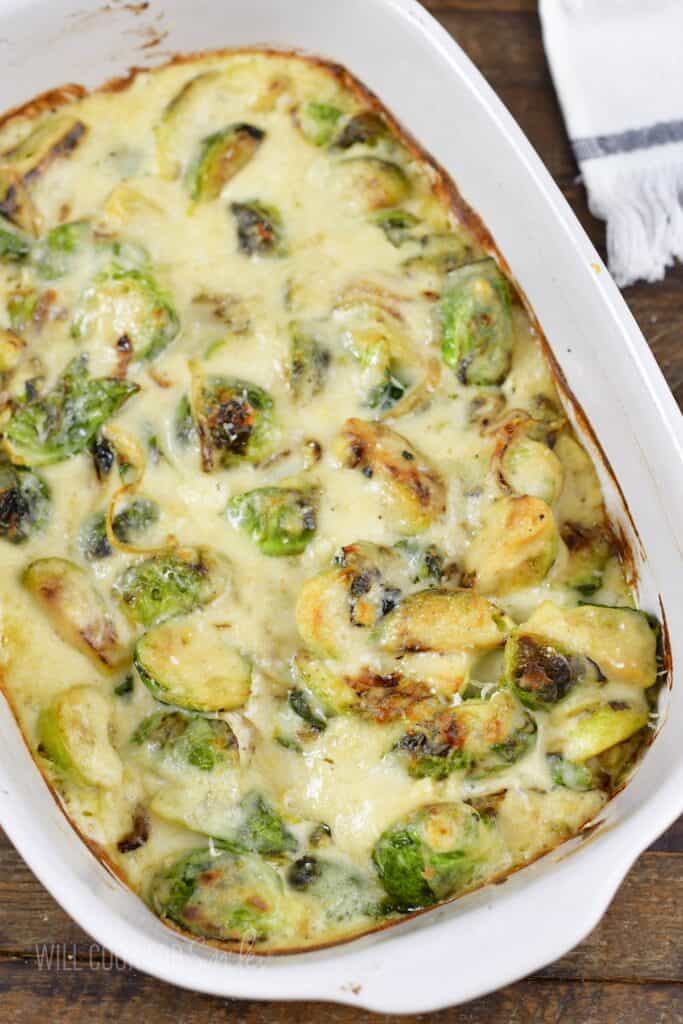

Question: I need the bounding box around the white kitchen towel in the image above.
[539,0,683,286]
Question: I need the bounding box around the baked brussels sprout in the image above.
[71,266,180,361]
[295,542,406,656]
[372,802,500,910]
[288,686,328,732]
[517,601,658,688]
[336,418,447,532]
[33,220,90,279]
[227,485,317,557]
[332,111,388,150]
[0,223,31,263]
[134,615,250,712]
[23,558,129,670]
[504,630,586,710]
[286,856,382,923]
[0,328,24,373]
[191,373,275,471]
[38,685,122,788]
[215,791,298,855]
[132,710,239,773]
[154,70,221,179]
[439,260,513,386]
[230,200,287,257]
[378,589,512,655]
[562,704,649,763]
[464,496,559,594]
[80,497,160,560]
[0,462,50,543]
[500,436,564,506]
[295,100,343,146]
[149,848,287,942]
[393,539,445,585]
[113,546,230,626]
[334,157,410,212]
[547,753,595,792]
[292,650,359,717]
[373,208,419,247]
[185,124,264,201]
[394,691,536,780]
[2,355,138,468]
[0,115,86,234]
[560,522,612,595]
[403,232,481,276]
[288,323,331,403]
[6,288,39,332]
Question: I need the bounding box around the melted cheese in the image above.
[0,51,659,952]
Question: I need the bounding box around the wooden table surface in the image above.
[1,2,682,1021]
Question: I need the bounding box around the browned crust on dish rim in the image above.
[0,46,671,957]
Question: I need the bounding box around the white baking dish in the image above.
[0,0,681,1011]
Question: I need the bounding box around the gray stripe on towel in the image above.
[573,119,683,161]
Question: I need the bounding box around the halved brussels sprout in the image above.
[227,486,317,556]
[336,418,447,532]
[191,373,275,471]
[394,691,536,780]
[154,70,221,179]
[334,157,410,212]
[134,614,250,712]
[214,791,297,855]
[0,223,31,263]
[295,101,343,146]
[113,546,230,626]
[372,802,500,910]
[133,614,248,712]
[394,539,445,585]
[132,710,239,773]
[373,208,419,247]
[547,753,595,792]
[71,266,180,362]
[2,355,138,467]
[518,601,658,688]
[0,328,24,372]
[0,115,86,234]
[402,232,481,275]
[288,323,331,403]
[440,260,513,386]
[0,462,50,543]
[80,497,160,561]
[378,588,512,655]
[230,200,287,257]
[33,220,90,279]
[38,685,122,788]
[560,522,612,595]
[500,436,564,505]
[6,287,39,332]
[503,630,587,710]
[332,111,388,150]
[562,704,649,763]
[23,558,129,670]
[292,650,359,717]
[464,496,559,594]
[185,124,264,202]
[295,542,405,656]
[286,856,382,924]
[149,848,287,942]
